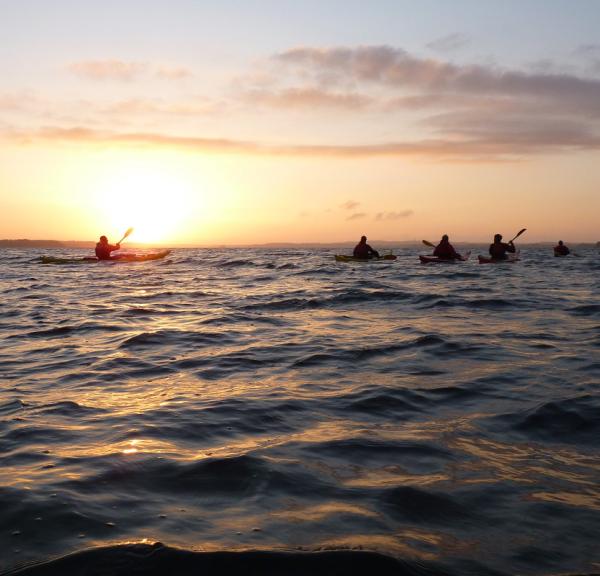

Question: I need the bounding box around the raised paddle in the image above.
[117,227,134,245]
[508,228,526,243]
[422,240,435,248]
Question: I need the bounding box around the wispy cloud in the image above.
[68,60,147,81]
[274,46,600,116]
[426,33,469,53]
[68,60,191,82]
[7,45,600,161]
[374,210,413,221]
[241,87,370,110]
[155,65,192,79]
[0,91,39,111]
[346,212,367,220]
[7,124,600,161]
[340,200,360,210]
[100,97,219,117]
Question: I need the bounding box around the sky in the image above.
[1,0,599,245]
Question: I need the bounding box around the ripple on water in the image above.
[1,246,599,576]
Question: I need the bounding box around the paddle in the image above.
[508,228,526,243]
[117,227,134,245]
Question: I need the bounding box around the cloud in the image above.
[68,60,191,82]
[574,44,600,58]
[155,65,192,79]
[340,200,360,210]
[374,210,413,221]
[426,33,469,53]
[241,88,370,110]
[45,45,600,160]
[7,124,600,161]
[101,97,219,117]
[0,91,39,111]
[573,44,600,75]
[68,60,147,81]
[346,212,367,220]
[274,46,600,116]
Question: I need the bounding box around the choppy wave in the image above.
[1,246,599,575]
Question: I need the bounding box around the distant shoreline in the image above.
[2,239,599,249]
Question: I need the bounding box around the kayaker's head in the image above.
[360,235,367,243]
[494,233,502,243]
[558,240,564,245]
[99,235,108,244]
[441,234,449,242]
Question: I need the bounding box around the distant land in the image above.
[2,238,598,250]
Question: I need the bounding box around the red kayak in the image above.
[419,251,471,264]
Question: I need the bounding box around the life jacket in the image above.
[353,242,371,258]
[433,241,457,259]
[554,245,569,255]
[95,242,117,260]
[489,242,513,259]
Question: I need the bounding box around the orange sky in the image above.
[2,2,600,245]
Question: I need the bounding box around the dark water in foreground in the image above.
[1,247,599,575]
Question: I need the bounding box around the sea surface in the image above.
[1,246,599,575]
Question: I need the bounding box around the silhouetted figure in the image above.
[489,233,516,260]
[554,240,570,256]
[353,236,380,259]
[433,234,462,260]
[95,236,121,260]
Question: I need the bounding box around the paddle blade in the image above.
[117,227,134,244]
[422,239,436,248]
[510,228,526,242]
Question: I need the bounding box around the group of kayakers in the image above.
[353,234,571,261]
[96,232,572,262]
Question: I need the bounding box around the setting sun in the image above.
[89,160,195,244]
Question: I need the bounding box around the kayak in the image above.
[335,254,397,262]
[419,251,471,264]
[39,250,172,265]
[477,250,520,264]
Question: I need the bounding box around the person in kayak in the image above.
[95,236,121,260]
[489,233,516,260]
[554,240,570,256]
[353,236,380,259]
[433,234,462,260]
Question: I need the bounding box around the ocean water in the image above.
[1,246,599,575]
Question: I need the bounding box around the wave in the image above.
[486,395,600,444]
[4,542,439,576]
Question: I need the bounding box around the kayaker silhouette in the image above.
[95,236,121,260]
[554,240,570,256]
[489,233,516,260]
[433,234,462,260]
[353,236,380,259]
[94,228,133,260]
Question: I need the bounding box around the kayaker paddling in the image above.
[554,240,570,256]
[433,234,462,260]
[95,236,120,260]
[353,236,380,259]
[489,233,516,261]
[94,227,133,260]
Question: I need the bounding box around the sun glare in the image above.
[91,161,195,245]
